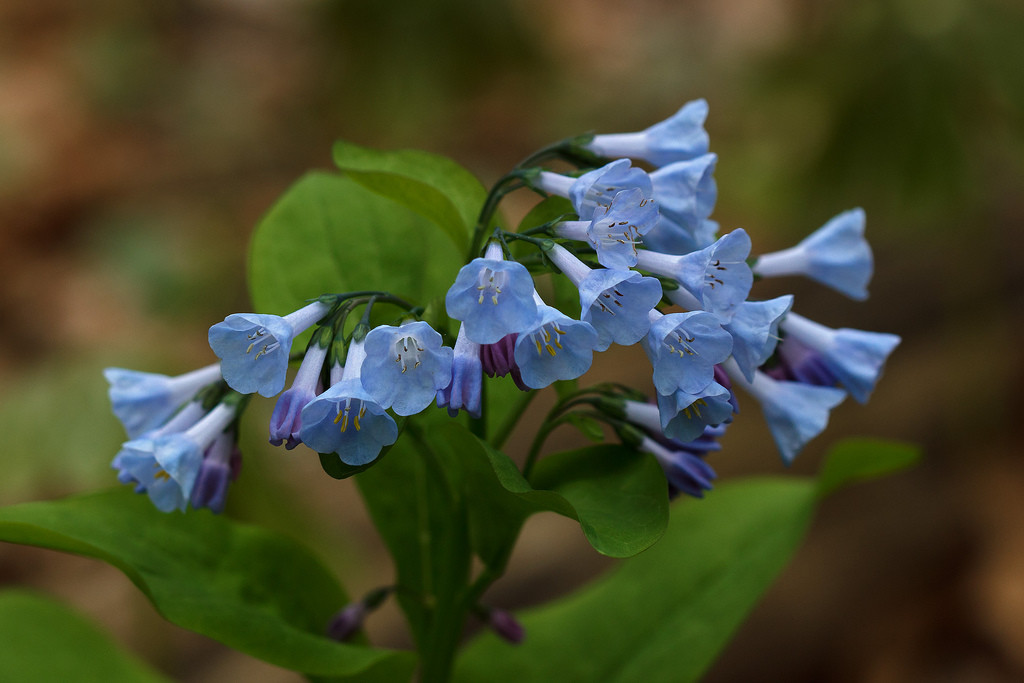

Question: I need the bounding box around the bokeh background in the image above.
[1,0,1023,680]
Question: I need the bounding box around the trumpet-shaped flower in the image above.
[536,159,653,222]
[446,242,538,344]
[777,312,900,404]
[722,295,794,382]
[113,402,238,512]
[644,310,733,395]
[513,298,598,389]
[436,325,483,418]
[637,229,753,320]
[753,208,872,300]
[655,381,735,444]
[209,301,330,398]
[546,244,662,351]
[362,321,453,416]
[299,341,398,466]
[104,363,223,438]
[643,154,719,255]
[723,358,846,465]
[584,99,710,168]
[552,188,659,270]
[269,343,328,449]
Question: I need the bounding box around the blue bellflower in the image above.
[644,154,719,255]
[584,98,710,168]
[644,310,733,395]
[299,340,398,466]
[362,320,454,416]
[777,312,901,404]
[655,381,735,444]
[546,243,662,351]
[113,402,238,512]
[445,242,539,344]
[269,343,328,449]
[536,159,654,222]
[552,188,659,270]
[513,294,598,389]
[723,358,846,465]
[636,229,753,320]
[721,295,794,382]
[753,208,872,300]
[209,301,330,398]
[436,325,483,418]
[104,363,223,438]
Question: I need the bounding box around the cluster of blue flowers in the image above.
[105,98,899,514]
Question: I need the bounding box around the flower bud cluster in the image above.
[104,98,900,511]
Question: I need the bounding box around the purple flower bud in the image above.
[488,608,525,644]
[480,334,529,391]
[326,602,368,642]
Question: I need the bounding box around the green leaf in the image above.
[0,590,171,683]
[816,438,920,498]
[428,422,669,561]
[0,490,415,679]
[333,141,489,253]
[248,172,463,317]
[454,438,919,683]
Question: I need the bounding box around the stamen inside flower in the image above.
[245,327,279,360]
[334,399,368,433]
[664,331,698,358]
[393,336,425,373]
[531,323,565,357]
[476,268,507,306]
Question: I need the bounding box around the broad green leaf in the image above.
[248,172,463,318]
[454,439,919,683]
[427,422,669,561]
[333,141,489,252]
[0,590,171,683]
[0,490,415,679]
[816,438,920,498]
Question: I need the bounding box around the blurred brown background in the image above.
[1,0,1023,680]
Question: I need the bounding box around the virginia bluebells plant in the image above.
[102,98,901,658]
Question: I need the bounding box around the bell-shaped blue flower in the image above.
[644,310,733,395]
[722,295,794,382]
[361,320,454,416]
[723,358,846,465]
[299,341,398,466]
[513,296,598,389]
[436,325,483,418]
[112,402,238,512]
[536,159,654,222]
[269,343,327,449]
[104,363,223,438]
[643,154,719,255]
[637,229,753,320]
[753,208,872,300]
[655,381,735,443]
[190,432,241,514]
[209,301,330,398]
[546,244,662,351]
[552,188,659,270]
[778,312,900,404]
[584,99,710,168]
[445,242,539,344]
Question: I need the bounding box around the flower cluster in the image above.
[105,98,899,514]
